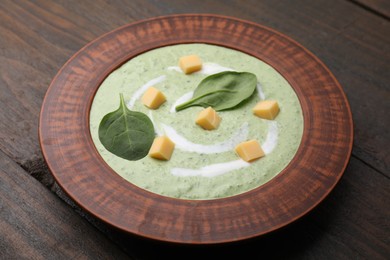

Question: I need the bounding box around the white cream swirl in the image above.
[171,159,250,178]
[161,122,249,154]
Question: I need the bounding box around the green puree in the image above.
[90,44,303,200]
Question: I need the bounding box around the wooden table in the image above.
[0,0,388,258]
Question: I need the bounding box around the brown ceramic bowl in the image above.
[39,14,353,244]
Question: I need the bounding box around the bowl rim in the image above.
[39,14,353,244]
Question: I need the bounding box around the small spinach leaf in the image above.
[98,93,155,161]
[175,71,257,111]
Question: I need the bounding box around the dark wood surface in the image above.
[354,0,390,18]
[0,150,128,259]
[0,0,388,258]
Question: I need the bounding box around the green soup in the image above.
[90,44,303,200]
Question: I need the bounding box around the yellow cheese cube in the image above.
[195,107,222,130]
[253,100,280,120]
[179,55,202,74]
[141,87,166,109]
[149,136,175,160]
[235,140,265,162]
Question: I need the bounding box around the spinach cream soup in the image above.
[90,44,303,200]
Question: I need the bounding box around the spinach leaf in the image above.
[175,71,257,111]
[98,93,155,161]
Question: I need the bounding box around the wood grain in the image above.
[353,0,390,18]
[40,14,353,244]
[0,150,129,259]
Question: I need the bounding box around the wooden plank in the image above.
[0,151,130,259]
[0,0,95,167]
[352,0,390,18]
[68,157,389,259]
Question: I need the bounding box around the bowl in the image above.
[39,14,353,244]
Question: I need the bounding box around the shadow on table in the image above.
[86,180,348,259]
[54,171,349,260]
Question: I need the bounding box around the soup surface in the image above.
[90,43,303,199]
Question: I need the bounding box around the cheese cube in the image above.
[253,100,280,120]
[179,55,202,74]
[149,136,175,160]
[142,87,166,109]
[195,107,221,130]
[235,140,265,162]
